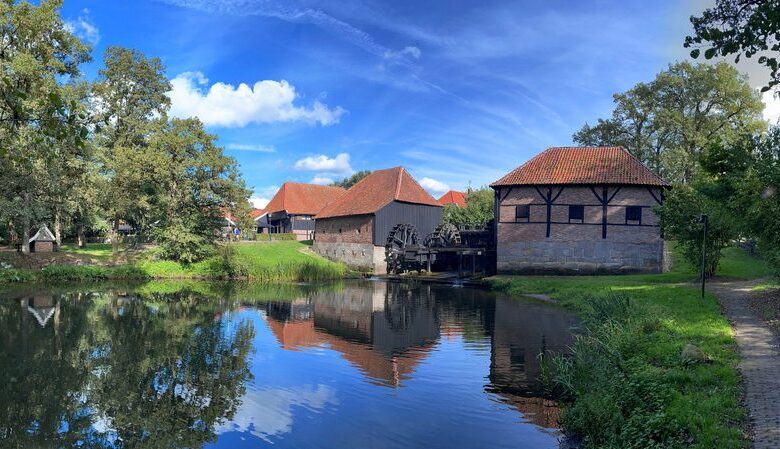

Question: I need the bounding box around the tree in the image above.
[574,62,765,184]
[686,0,780,92]
[93,46,171,254]
[0,0,91,254]
[442,187,494,226]
[332,170,371,189]
[148,118,250,263]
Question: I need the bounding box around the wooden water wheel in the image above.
[385,223,419,274]
[423,223,462,248]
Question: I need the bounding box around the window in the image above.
[569,205,584,223]
[626,206,642,223]
[515,205,530,222]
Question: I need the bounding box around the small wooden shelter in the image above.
[30,225,57,253]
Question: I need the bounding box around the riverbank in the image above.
[486,247,774,449]
[0,241,351,283]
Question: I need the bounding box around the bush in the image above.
[212,244,250,278]
[544,292,688,448]
[155,221,215,263]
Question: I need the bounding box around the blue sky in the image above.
[59,0,777,207]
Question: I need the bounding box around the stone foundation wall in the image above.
[313,242,387,274]
[497,240,665,274]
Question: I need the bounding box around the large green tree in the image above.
[93,46,171,253]
[147,118,250,263]
[686,0,780,92]
[0,0,90,254]
[331,170,371,189]
[574,62,765,183]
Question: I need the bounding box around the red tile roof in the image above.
[491,147,670,187]
[316,167,442,219]
[438,190,467,207]
[265,183,347,215]
[250,208,266,219]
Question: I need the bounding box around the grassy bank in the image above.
[0,241,351,283]
[487,247,773,449]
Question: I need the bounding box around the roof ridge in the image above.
[395,167,404,200]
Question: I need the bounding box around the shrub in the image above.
[544,292,688,448]
[155,221,215,264]
[212,244,250,279]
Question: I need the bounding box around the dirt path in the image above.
[708,279,780,449]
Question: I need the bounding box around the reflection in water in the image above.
[0,281,577,449]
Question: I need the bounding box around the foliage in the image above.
[212,243,250,278]
[260,232,298,241]
[155,219,214,264]
[573,61,765,183]
[442,187,494,226]
[331,170,371,189]
[147,118,250,262]
[656,185,735,277]
[0,288,255,447]
[686,0,780,92]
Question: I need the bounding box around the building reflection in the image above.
[260,281,578,430]
[262,282,440,387]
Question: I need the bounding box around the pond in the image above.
[0,280,579,449]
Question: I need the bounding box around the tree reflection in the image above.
[0,289,254,449]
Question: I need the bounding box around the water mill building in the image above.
[490,146,670,274]
[313,167,443,274]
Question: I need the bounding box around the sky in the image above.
[59,0,780,208]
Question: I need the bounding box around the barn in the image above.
[313,167,443,274]
[490,146,670,274]
[265,182,347,240]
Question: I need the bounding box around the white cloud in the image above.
[65,9,100,46]
[226,143,277,153]
[310,176,334,185]
[217,384,337,441]
[293,153,353,175]
[763,90,780,125]
[419,177,450,195]
[250,197,270,209]
[168,72,345,128]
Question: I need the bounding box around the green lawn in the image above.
[486,246,772,449]
[0,241,350,283]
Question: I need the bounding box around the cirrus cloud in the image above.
[168,72,345,128]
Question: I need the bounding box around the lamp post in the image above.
[699,214,708,298]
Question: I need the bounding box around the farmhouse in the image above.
[313,167,443,273]
[491,146,670,274]
[265,182,347,240]
[438,190,467,207]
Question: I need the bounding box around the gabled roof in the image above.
[250,208,267,219]
[491,146,670,187]
[438,190,467,207]
[30,225,55,242]
[265,183,347,215]
[316,167,442,219]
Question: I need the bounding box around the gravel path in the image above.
[708,279,780,449]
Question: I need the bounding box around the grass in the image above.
[0,241,350,283]
[486,245,773,449]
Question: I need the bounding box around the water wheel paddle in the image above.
[385,223,419,274]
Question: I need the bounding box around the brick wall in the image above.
[495,185,665,273]
[315,215,374,244]
[312,241,386,274]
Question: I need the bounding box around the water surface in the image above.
[0,280,578,449]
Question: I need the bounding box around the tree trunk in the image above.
[22,198,30,255]
[54,209,62,247]
[8,220,17,248]
[112,216,120,255]
[77,224,86,248]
